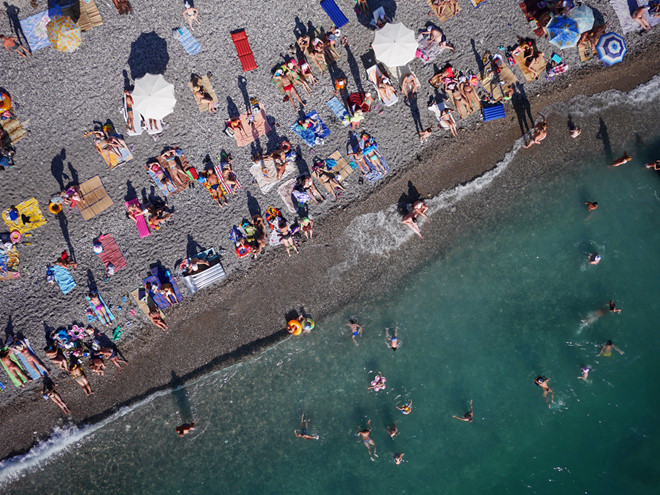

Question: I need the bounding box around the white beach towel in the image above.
[608,0,659,33]
[249,158,297,195]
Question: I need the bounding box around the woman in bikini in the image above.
[160,149,190,188]
[148,161,175,190]
[313,163,346,201]
[88,292,112,325]
[192,85,217,113]
[446,82,472,118]
[42,378,71,415]
[299,174,325,204]
[0,347,31,386]
[69,361,93,396]
[440,108,458,137]
[278,219,299,256]
[459,78,481,113]
[401,73,420,101]
[85,130,124,163]
[284,60,312,96]
[182,3,200,30]
[308,39,328,73]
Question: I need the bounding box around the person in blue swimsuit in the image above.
[386,327,400,352]
[347,319,363,346]
[294,414,319,440]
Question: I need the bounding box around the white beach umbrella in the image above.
[372,22,418,67]
[132,74,176,120]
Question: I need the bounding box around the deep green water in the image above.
[2,85,660,494]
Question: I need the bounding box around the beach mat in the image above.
[0,109,27,145]
[482,104,506,122]
[131,288,165,324]
[0,243,20,280]
[125,199,151,238]
[95,135,133,169]
[97,234,127,272]
[512,47,546,82]
[77,0,103,31]
[76,176,113,221]
[230,29,257,72]
[249,157,297,195]
[362,145,390,184]
[277,179,298,213]
[86,292,115,323]
[15,351,47,380]
[231,107,272,147]
[478,59,518,100]
[578,41,593,62]
[143,267,183,310]
[320,0,349,28]
[52,264,76,295]
[174,26,202,55]
[1,352,27,387]
[188,75,218,112]
[2,198,47,235]
[448,89,479,119]
[145,162,176,197]
[290,111,330,147]
[155,154,191,193]
[426,0,461,23]
[327,97,350,126]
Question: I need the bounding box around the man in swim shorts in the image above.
[347,319,363,346]
[534,376,554,407]
[357,420,377,459]
[394,453,405,465]
[1,35,31,58]
[386,327,400,351]
[294,414,319,440]
[585,201,598,213]
[176,422,195,437]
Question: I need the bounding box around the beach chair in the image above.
[511,45,546,82]
[179,248,226,295]
[96,233,127,273]
[2,198,47,234]
[77,0,103,31]
[426,0,461,23]
[143,119,164,136]
[320,0,349,28]
[173,26,202,55]
[188,74,218,112]
[125,199,151,238]
[230,29,258,72]
[76,176,114,221]
[366,65,398,107]
[370,6,391,29]
[122,92,143,136]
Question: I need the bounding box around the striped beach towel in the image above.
[327,97,350,126]
[174,26,202,55]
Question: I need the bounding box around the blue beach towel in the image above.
[361,144,390,184]
[20,5,62,52]
[15,352,47,380]
[320,0,349,28]
[174,26,202,55]
[290,111,331,147]
[327,97,350,127]
[143,268,183,310]
[51,265,76,295]
[146,166,176,197]
[86,293,115,323]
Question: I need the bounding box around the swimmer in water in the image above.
[176,422,195,437]
[347,319,363,346]
[452,400,473,422]
[588,253,601,265]
[394,452,405,465]
[644,159,660,171]
[387,424,398,439]
[585,201,598,213]
[577,365,591,381]
[608,300,621,314]
[610,152,632,167]
[534,376,554,408]
[397,400,413,415]
[294,413,319,440]
[598,340,624,357]
[385,327,400,351]
[357,420,377,459]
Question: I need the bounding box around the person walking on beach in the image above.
[598,340,624,357]
[385,327,400,351]
[452,400,473,422]
[176,422,195,437]
[347,319,363,346]
[534,376,554,407]
[585,201,598,213]
[357,420,377,459]
[294,414,319,440]
[610,152,632,167]
[182,2,200,31]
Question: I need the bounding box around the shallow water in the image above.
[2,83,660,494]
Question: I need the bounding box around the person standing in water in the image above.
[385,327,400,351]
[452,400,473,422]
[176,422,195,437]
[598,340,624,357]
[402,200,430,239]
[347,319,363,346]
[534,376,554,407]
[294,414,319,440]
[357,420,377,459]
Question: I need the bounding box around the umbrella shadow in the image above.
[128,32,169,80]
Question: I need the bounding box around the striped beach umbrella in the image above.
[569,5,595,34]
[595,32,627,66]
[547,15,580,49]
[46,15,81,53]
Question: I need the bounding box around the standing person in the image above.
[124,89,136,133]
[452,400,473,422]
[294,414,319,440]
[347,319,363,346]
[585,201,598,213]
[182,2,200,30]
[1,34,31,58]
[357,420,377,459]
[385,327,400,351]
[598,340,624,357]
[176,422,195,437]
[42,377,71,415]
[299,216,314,239]
[534,376,554,407]
[278,219,299,257]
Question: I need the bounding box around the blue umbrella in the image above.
[547,15,580,49]
[595,32,627,66]
[569,5,595,34]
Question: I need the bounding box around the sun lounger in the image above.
[179,248,226,295]
[249,153,298,194]
[122,93,143,136]
[482,103,506,122]
[230,29,258,72]
[230,106,272,147]
[0,243,19,280]
[125,199,151,238]
[277,179,298,213]
[290,111,331,147]
[426,0,461,23]
[2,198,47,235]
[131,288,164,325]
[112,0,132,15]
[608,0,659,33]
[77,0,103,31]
[0,108,26,145]
[143,267,183,310]
[370,6,392,28]
[327,97,351,127]
[367,65,398,107]
[51,264,76,295]
[478,57,518,101]
[321,0,349,28]
[76,176,113,221]
[86,292,115,323]
[512,45,546,82]
[174,26,202,55]
[188,74,218,112]
[96,234,127,273]
[1,351,28,387]
[144,119,164,136]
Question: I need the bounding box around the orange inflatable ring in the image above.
[48,202,62,215]
[287,319,303,336]
[0,92,11,113]
[280,141,291,153]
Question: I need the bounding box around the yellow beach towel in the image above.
[2,198,47,234]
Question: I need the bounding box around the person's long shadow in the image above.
[470,39,484,74]
[127,32,169,80]
[344,42,364,94]
[406,94,423,136]
[293,15,306,39]
[170,371,194,422]
[3,314,14,341]
[186,233,205,259]
[397,181,421,214]
[67,162,79,187]
[122,69,132,91]
[4,2,26,46]
[86,269,97,293]
[58,214,76,263]
[596,117,612,161]
[51,149,67,191]
[294,145,308,174]
[237,75,251,113]
[125,180,137,202]
[511,83,533,136]
[246,191,261,217]
[226,96,240,120]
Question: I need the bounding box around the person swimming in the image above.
[396,400,413,415]
[534,376,554,407]
[608,300,621,313]
[588,253,601,265]
[452,400,473,422]
[394,452,405,465]
[578,365,591,381]
[598,340,624,357]
[387,424,398,438]
[347,319,363,346]
[294,414,319,440]
[385,327,399,351]
[176,422,195,437]
[357,420,377,459]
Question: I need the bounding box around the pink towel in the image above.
[125,199,151,238]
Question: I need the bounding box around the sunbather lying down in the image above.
[85,130,127,163]
[192,84,217,113]
[201,168,228,207]
[371,71,397,101]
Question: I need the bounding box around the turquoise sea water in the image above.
[2,84,660,494]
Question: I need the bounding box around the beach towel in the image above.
[416,33,452,65]
[143,267,183,310]
[230,106,272,147]
[52,264,76,295]
[20,5,62,52]
[360,144,390,184]
[320,0,349,28]
[86,292,115,323]
[97,234,127,272]
[145,119,164,135]
[327,96,351,126]
[0,243,19,280]
[312,151,355,195]
[230,29,258,72]
[131,288,165,324]
[426,0,461,23]
[1,351,27,387]
[367,65,399,107]
[123,93,143,136]
[2,198,47,235]
[125,199,151,238]
[145,162,176,197]
[94,134,133,169]
[249,155,298,194]
[14,348,47,380]
[76,176,114,221]
[447,87,479,119]
[470,0,488,6]
[609,0,660,32]
[216,161,242,193]
[290,111,330,147]
[578,40,593,62]
[77,0,103,31]
[156,152,191,193]
[478,57,518,101]
[188,75,218,112]
[0,108,26,145]
[512,46,546,82]
[277,179,298,213]
[174,26,202,55]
